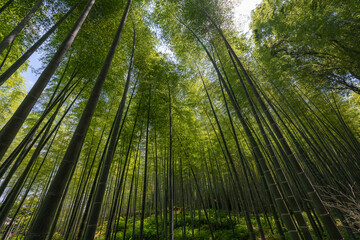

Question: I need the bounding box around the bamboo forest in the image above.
[1,0,360,239]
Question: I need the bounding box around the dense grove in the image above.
[0,0,359,239]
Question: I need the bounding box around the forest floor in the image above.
[92,209,354,240]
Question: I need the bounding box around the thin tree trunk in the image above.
[132,143,142,237]
[0,0,43,55]
[154,128,160,239]
[122,138,140,240]
[139,87,151,240]
[168,81,175,240]
[180,156,186,240]
[0,40,14,71]
[0,0,14,14]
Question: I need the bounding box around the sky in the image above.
[23,51,42,91]
[22,0,263,92]
[233,0,263,33]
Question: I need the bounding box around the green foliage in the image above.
[95,211,285,240]
[251,0,360,94]
[1,1,360,240]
